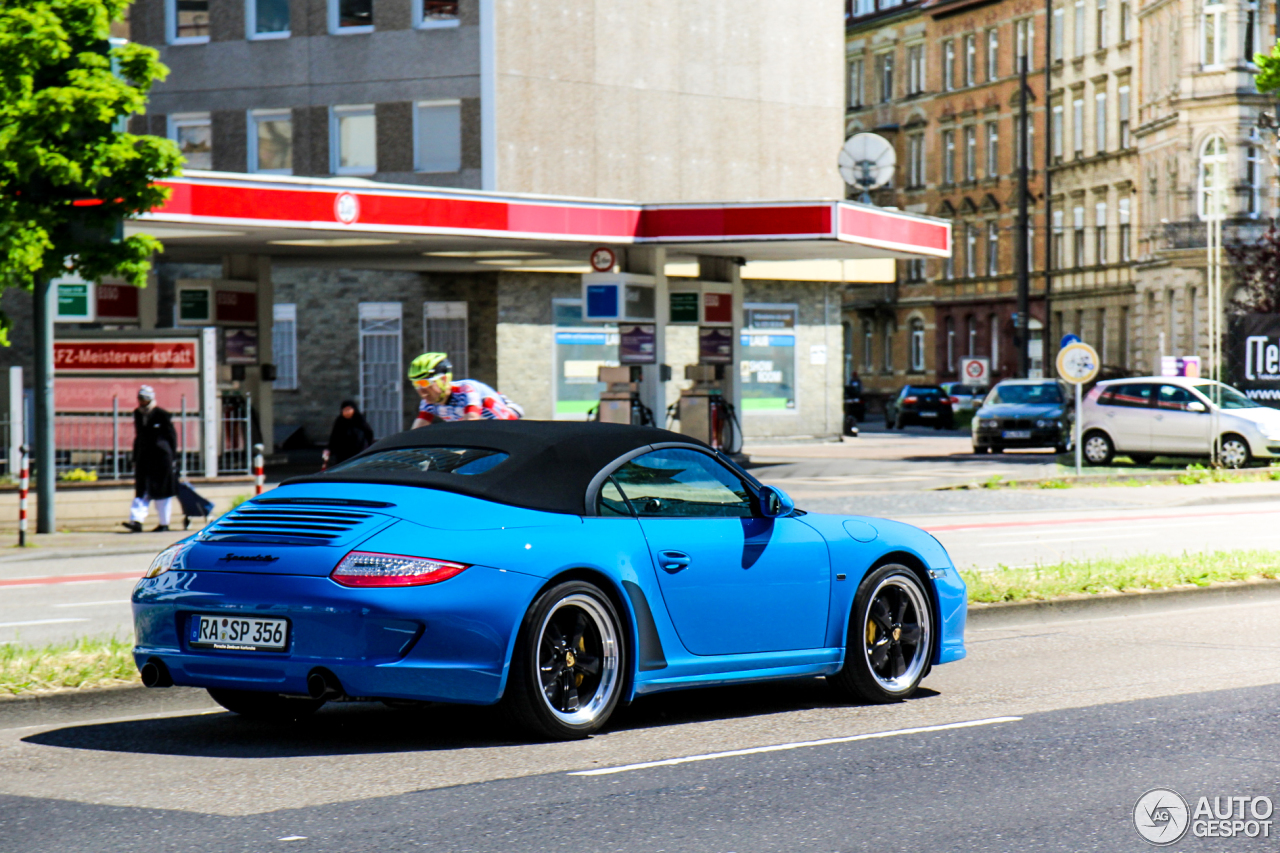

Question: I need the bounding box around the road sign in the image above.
[960,357,990,384]
[1060,333,1080,349]
[589,246,616,273]
[1056,341,1099,385]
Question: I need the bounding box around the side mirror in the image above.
[1187,401,1207,413]
[759,485,795,518]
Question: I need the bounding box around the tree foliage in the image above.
[1256,43,1280,94]
[1226,225,1280,314]
[0,0,180,341]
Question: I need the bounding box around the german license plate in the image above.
[1002,430,1032,439]
[920,411,938,418]
[190,614,289,651]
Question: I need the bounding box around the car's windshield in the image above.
[328,447,510,475]
[1193,383,1262,409]
[986,383,1062,405]
[905,386,944,398]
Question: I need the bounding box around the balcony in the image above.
[844,281,900,310]
[1158,218,1269,251]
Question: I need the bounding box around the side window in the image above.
[1105,383,1156,408]
[597,477,632,517]
[1157,385,1198,411]
[610,448,754,518]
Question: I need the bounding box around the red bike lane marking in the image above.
[924,507,1280,533]
[0,571,140,588]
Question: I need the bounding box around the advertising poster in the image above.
[699,327,734,364]
[618,324,657,365]
[224,328,259,365]
[1230,314,1280,408]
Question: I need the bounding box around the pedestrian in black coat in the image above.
[323,400,375,469]
[123,385,178,533]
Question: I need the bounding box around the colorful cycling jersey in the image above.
[417,379,522,423]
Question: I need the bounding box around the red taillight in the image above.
[904,396,918,404]
[330,551,470,587]
[950,396,960,405]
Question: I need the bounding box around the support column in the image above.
[32,279,55,533]
[620,247,668,425]
[697,255,744,429]
[254,258,274,454]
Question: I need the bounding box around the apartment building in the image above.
[844,0,1048,403]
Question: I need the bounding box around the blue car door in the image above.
[609,447,830,656]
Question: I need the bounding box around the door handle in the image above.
[657,550,691,573]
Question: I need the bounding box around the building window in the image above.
[1052,103,1064,162]
[272,303,298,390]
[987,220,999,275]
[883,320,895,374]
[414,100,462,173]
[1119,197,1131,260]
[964,125,977,181]
[945,316,956,371]
[1202,1,1224,66]
[358,303,404,439]
[1118,84,1130,148]
[332,104,377,175]
[1247,143,1264,216]
[986,121,998,176]
[249,109,292,175]
[1095,201,1108,265]
[943,129,956,184]
[907,44,925,95]
[1119,0,1131,41]
[990,313,1000,366]
[1073,205,1085,267]
[1072,96,1084,156]
[848,58,864,108]
[424,302,468,379]
[1245,1,1258,62]
[1016,19,1034,67]
[855,0,873,15]
[331,0,372,33]
[986,29,999,80]
[1074,0,1086,56]
[1096,0,1108,49]
[943,40,956,90]
[1052,209,1065,268]
[864,321,875,372]
[1095,90,1107,153]
[1053,7,1065,60]
[907,258,926,281]
[878,52,895,102]
[1198,136,1228,218]
[168,113,211,170]
[910,319,926,372]
[964,34,977,86]
[966,223,978,277]
[1014,115,1034,168]
[944,248,955,280]
[1027,222,1036,271]
[415,0,459,28]
[247,0,289,38]
[908,133,925,187]
[167,0,209,43]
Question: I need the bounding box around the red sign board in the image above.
[703,292,732,324]
[215,290,257,324]
[96,283,139,320]
[56,377,200,412]
[54,340,199,373]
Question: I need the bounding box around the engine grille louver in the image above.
[199,503,383,544]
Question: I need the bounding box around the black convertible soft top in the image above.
[283,420,711,515]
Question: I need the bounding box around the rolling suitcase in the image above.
[175,480,215,529]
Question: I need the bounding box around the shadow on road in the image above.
[22,679,940,757]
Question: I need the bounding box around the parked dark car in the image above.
[885,385,954,429]
[971,379,1072,454]
[843,378,866,434]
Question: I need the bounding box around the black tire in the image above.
[991,445,1004,454]
[1219,434,1252,469]
[1082,430,1115,466]
[207,688,324,721]
[1054,443,1069,455]
[843,415,858,436]
[503,581,626,740]
[1128,453,1154,466]
[830,564,933,703]
[972,445,989,454]
[884,412,894,429]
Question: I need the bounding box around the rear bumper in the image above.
[972,427,1065,449]
[131,566,543,704]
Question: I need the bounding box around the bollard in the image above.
[253,443,265,496]
[18,444,29,547]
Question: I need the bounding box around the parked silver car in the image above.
[941,382,987,418]
[1079,376,1280,467]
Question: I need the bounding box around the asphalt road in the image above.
[5,585,1280,851]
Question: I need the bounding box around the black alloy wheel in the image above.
[504,581,624,740]
[207,688,324,721]
[830,564,933,703]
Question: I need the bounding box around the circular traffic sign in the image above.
[1060,333,1080,349]
[965,360,985,380]
[1056,341,1099,384]
[589,246,617,272]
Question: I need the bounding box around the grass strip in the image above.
[0,636,137,696]
[960,549,1280,603]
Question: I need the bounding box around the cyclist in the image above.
[409,352,523,427]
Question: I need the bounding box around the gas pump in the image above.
[676,364,740,451]
[594,366,655,426]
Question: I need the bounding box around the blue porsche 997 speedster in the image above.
[133,421,966,739]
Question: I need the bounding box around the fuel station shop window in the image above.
[553,299,618,419]
[740,305,797,413]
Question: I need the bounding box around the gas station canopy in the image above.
[135,172,951,269]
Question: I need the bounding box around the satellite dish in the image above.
[839,133,897,203]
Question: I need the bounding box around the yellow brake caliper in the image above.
[576,635,586,686]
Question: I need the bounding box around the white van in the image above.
[1079,376,1280,467]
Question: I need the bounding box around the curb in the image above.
[967,577,1280,628]
[936,470,1280,490]
[0,683,213,730]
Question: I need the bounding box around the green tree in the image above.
[1256,43,1280,93]
[0,0,180,343]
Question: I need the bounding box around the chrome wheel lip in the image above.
[535,593,620,727]
[861,575,931,695]
[1084,435,1111,463]
[1220,439,1248,468]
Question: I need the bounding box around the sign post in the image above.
[1056,341,1099,475]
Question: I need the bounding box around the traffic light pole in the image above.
[1016,56,1031,378]
[32,278,55,533]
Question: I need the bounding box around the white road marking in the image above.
[568,716,1023,777]
[0,618,89,628]
[965,533,1146,546]
[52,600,129,608]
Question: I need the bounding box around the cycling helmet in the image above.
[408,352,453,397]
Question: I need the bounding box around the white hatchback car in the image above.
[1079,376,1280,468]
